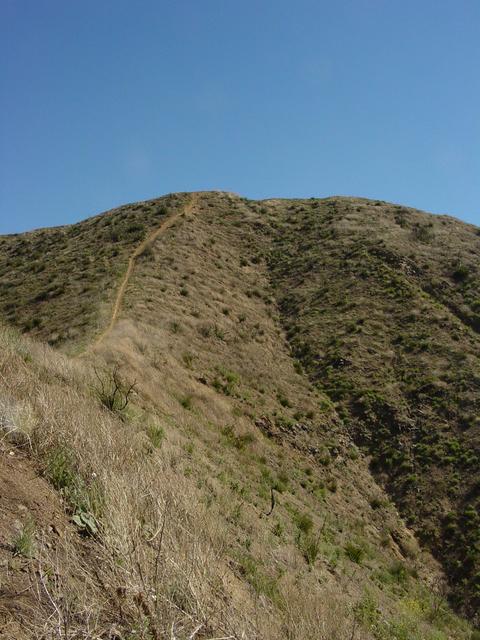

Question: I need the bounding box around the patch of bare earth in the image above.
[0,443,108,639]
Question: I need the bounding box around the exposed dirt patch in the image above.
[0,443,105,638]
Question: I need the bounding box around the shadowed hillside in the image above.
[263,196,480,619]
[0,191,478,638]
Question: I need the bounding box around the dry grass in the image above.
[0,190,477,638]
[1,322,472,638]
[0,325,352,639]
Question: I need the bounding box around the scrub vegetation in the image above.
[0,191,478,638]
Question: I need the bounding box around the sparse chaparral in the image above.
[0,191,479,639]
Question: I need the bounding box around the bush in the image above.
[299,533,320,565]
[370,496,384,510]
[147,424,164,448]
[170,321,181,333]
[92,366,137,414]
[46,447,100,535]
[388,560,409,584]
[412,224,434,243]
[180,395,192,410]
[294,512,313,535]
[277,392,292,408]
[126,222,144,234]
[345,542,365,564]
[212,369,238,396]
[198,324,212,338]
[138,243,154,261]
[182,352,195,368]
[236,554,280,602]
[221,425,254,450]
[13,520,35,557]
[353,593,380,627]
[452,263,470,282]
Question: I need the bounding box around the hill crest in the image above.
[0,191,478,638]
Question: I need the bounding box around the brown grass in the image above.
[0,190,477,638]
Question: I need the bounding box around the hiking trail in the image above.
[92,193,197,350]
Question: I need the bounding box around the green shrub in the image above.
[180,395,192,410]
[221,425,255,450]
[345,542,365,564]
[277,392,292,408]
[126,222,144,234]
[170,321,181,333]
[370,497,384,509]
[147,424,164,448]
[326,477,338,492]
[182,352,195,368]
[411,223,434,243]
[213,325,225,340]
[354,593,380,627]
[13,520,35,557]
[299,533,320,565]
[212,369,239,396]
[452,263,470,282]
[294,512,313,535]
[46,447,100,535]
[236,554,280,602]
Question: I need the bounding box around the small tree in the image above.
[93,366,137,414]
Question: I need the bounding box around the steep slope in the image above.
[0,192,192,350]
[262,196,480,619]
[0,191,478,638]
[0,441,108,639]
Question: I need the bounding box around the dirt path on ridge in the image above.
[92,193,198,350]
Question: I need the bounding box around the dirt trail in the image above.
[92,193,197,350]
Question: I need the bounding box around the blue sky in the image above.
[1,0,479,234]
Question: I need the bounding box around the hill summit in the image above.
[0,191,479,639]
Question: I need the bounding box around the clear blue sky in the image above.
[1,0,479,234]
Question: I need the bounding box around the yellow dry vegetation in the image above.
[0,191,477,639]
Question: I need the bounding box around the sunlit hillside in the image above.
[0,192,478,639]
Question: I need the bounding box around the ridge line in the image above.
[90,193,197,351]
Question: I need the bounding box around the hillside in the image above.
[264,196,480,618]
[0,191,478,639]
